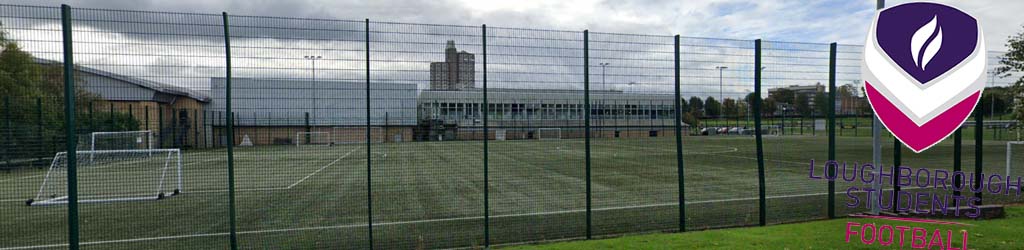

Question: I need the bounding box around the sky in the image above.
[17,0,1024,51]
[2,0,1021,96]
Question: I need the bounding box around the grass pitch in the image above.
[0,134,1020,249]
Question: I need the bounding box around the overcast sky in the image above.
[4,0,1020,97]
[20,0,1024,51]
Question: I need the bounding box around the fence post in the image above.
[892,132,901,212]
[60,4,81,249]
[365,18,374,250]
[3,97,9,167]
[582,29,592,239]
[171,108,178,147]
[673,34,686,232]
[203,110,207,148]
[954,128,962,196]
[88,102,94,133]
[108,102,114,129]
[193,109,198,148]
[143,105,148,131]
[158,107,164,148]
[827,42,836,219]
[975,109,983,205]
[481,24,491,248]
[753,39,766,227]
[36,98,43,151]
[304,112,310,144]
[221,12,239,250]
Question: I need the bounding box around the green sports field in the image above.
[1,135,1021,249]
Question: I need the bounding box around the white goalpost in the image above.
[27,149,183,206]
[295,132,331,146]
[1008,141,1024,187]
[537,128,562,140]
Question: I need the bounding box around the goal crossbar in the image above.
[90,130,155,151]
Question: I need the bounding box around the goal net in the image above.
[27,149,182,206]
[1008,141,1024,186]
[537,128,562,140]
[332,127,385,144]
[90,130,155,151]
[296,132,331,146]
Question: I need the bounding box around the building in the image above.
[34,58,211,148]
[209,78,418,146]
[429,40,475,90]
[417,88,685,140]
[768,83,825,115]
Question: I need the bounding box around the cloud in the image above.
[7,0,1021,92]
[25,0,1022,48]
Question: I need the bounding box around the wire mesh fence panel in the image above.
[760,40,831,224]
[225,15,369,249]
[0,5,69,249]
[831,44,873,217]
[967,116,1024,206]
[56,7,230,249]
[483,26,587,245]
[978,52,1024,205]
[587,32,679,236]
[369,21,484,249]
[678,37,761,229]
[4,3,1024,249]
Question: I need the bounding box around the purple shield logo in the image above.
[862,2,986,153]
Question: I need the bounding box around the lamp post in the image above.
[991,70,997,120]
[305,55,322,121]
[716,66,728,105]
[600,63,610,91]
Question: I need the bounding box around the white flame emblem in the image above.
[910,16,942,70]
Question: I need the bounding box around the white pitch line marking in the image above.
[0,174,44,183]
[0,186,932,250]
[287,147,358,189]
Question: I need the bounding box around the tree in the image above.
[813,92,828,117]
[745,92,758,106]
[763,97,778,117]
[793,94,811,118]
[979,87,1011,118]
[737,101,749,119]
[704,96,721,118]
[0,23,127,159]
[722,98,738,117]
[679,98,690,113]
[768,88,795,106]
[996,25,1024,127]
[681,112,699,128]
[688,96,704,118]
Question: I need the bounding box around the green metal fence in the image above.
[0,4,1021,250]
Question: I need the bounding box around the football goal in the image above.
[90,130,155,151]
[296,132,332,146]
[332,127,385,144]
[1008,141,1024,185]
[537,128,562,140]
[27,149,182,206]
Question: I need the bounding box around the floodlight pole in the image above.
[871,0,884,216]
[600,62,609,91]
[717,66,728,108]
[305,55,322,123]
[991,70,996,120]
